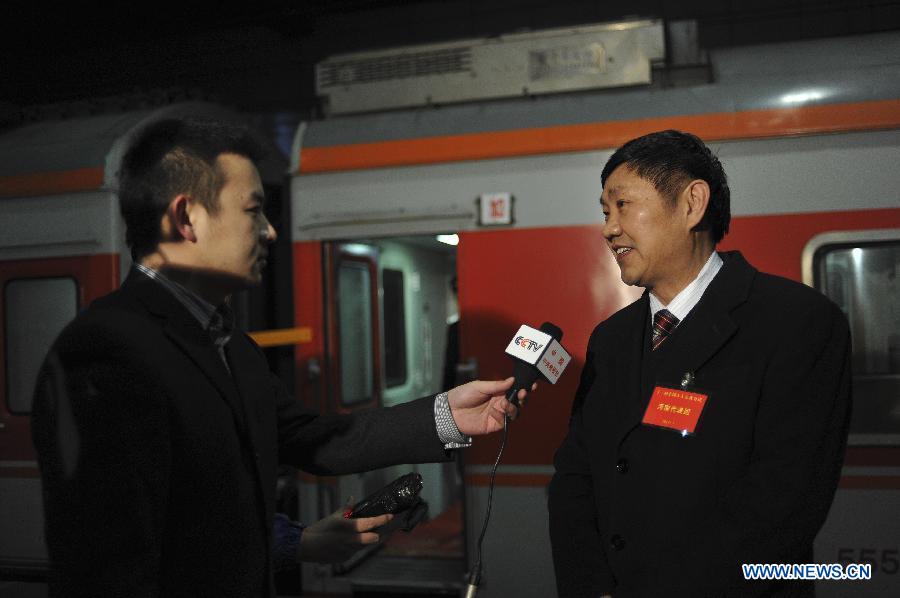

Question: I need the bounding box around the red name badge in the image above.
[642,385,709,435]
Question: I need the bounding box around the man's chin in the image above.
[224,269,262,289]
[618,269,640,287]
[245,272,263,286]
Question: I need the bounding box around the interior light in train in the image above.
[437,234,460,246]
[343,243,375,256]
[780,88,827,105]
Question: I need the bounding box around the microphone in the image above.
[503,321,571,407]
[464,321,572,597]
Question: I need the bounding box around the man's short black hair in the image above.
[117,118,267,259]
[601,130,731,243]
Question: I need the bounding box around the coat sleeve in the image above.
[548,326,616,597]
[31,320,171,598]
[272,373,451,475]
[642,296,853,594]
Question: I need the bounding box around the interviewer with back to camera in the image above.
[30,118,531,598]
[548,130,852,597]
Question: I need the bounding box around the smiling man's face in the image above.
[600,164,695,300]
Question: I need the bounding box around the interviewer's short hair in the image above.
[117,118,266,259]
[601,130,731,243]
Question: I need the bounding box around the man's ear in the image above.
[167,195,197,243]
[683,179,710,230]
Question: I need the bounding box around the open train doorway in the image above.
[322,233,465,595]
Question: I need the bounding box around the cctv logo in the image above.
[515,336,544,352]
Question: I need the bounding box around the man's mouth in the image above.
[612,246,633,261]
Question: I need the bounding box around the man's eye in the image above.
[616,200,626,208]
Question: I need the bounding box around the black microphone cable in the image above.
[464,412,510,598]
[464,321,565,596]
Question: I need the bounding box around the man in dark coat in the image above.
[32,118,526,597]
[548,130,851,597]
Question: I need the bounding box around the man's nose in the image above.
[260,218,277,243]
[602,216,621,240]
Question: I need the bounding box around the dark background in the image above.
[2,0,900,146]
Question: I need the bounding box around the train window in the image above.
[4,277,78,414]
[382,268,407,388]
[338,261,374,406]
[813,241,900,443]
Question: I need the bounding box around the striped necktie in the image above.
[652,309,679,350]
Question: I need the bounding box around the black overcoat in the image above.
[32,271,449,597]
[549,251,852,597]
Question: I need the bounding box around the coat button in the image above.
[615,458,629,474]
[609,534,625,551]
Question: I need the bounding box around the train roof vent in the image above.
[318,47,473,87]
[316,18,664,116]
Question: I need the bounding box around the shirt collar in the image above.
[649,251,724,322]
[135,263,234,346]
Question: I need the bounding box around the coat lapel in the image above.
[223,337,265,465]
[123,272,249,437]
[660,251,755,382]
[223,337,274,530]
[613,251,756,444]
[613,292,651,444]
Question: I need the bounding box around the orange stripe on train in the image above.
[299,99,900,173]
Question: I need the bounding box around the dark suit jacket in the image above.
[32,271,450,598]
[548,251,852,598]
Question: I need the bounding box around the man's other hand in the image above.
[448,377,535,435]
[297,506,392,563]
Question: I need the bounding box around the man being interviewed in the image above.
[548,130,851,597]
[31,118,528,598]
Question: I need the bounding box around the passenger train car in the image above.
[1,28,899,597]
[289,30,900,597]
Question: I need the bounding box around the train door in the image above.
[289,139,644,596]
[804,230,900,597]
[305,235,464,594]
[0,253,119,575]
